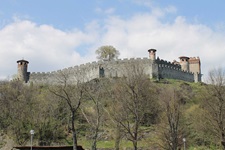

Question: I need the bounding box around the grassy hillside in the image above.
[0,77,224,150]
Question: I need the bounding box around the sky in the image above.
[1,0,225,81]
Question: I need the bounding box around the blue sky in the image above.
[0,0,146,29]
[1,0,224,30]
[1,0,225,80]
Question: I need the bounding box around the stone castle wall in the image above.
[100,57,153,78]
[29,61,100,84]
[27,56,201,84]
[156,58,197,82]
[28,58,154,84]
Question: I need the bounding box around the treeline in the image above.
[0,65,224,150]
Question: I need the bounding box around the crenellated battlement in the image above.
[189,57,200,63]
[17,49,202,84]
[156,58,181,69]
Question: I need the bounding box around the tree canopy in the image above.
[95,45,120,61]
[1,68,225,149]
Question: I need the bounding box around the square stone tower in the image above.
[189,57,201,74]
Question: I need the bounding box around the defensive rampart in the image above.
[156,58,194,82]
[28,56,200,84]
[29,57,154,84]
[29,61,100,84]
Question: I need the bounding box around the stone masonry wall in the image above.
[29,58,154,84]
[28,57,200,84]
[156,58,196,82]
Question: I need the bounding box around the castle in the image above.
[16,49,201,84]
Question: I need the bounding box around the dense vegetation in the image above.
[0,66,225,150]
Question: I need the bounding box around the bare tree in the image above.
[95,45,120,61]
[80,79,106,150]
[108,63,158,150]
[201,68,225,149]
[49,70,86,150]
[33,85,67,146]
[157,87,186,150]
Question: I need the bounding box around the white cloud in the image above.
[215,22,225,32]
[133,0,177,15]
[1,5,225,81]
[0,20,97,79]
[96,12,225,80]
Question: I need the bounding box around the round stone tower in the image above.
[148,49,157,61]
[17,59,29,83]
[179,56,190,72]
